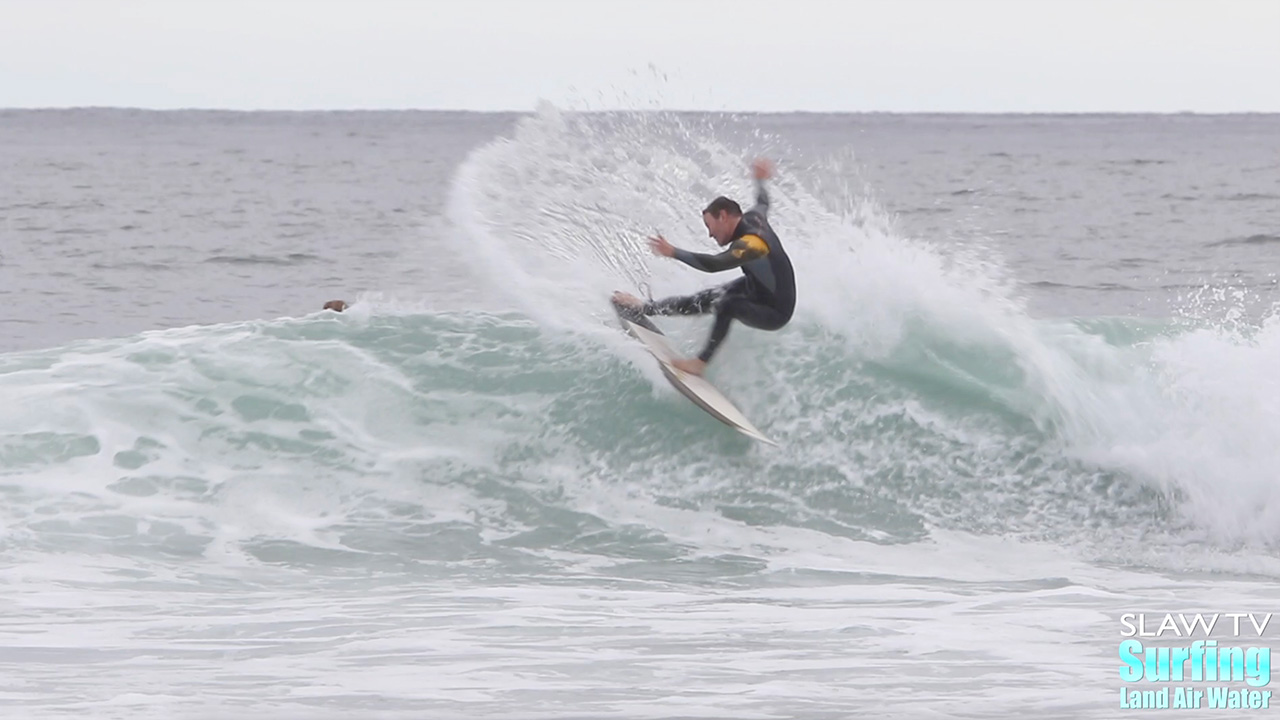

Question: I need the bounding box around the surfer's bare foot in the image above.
[671,357,707,376]
[323,300,348,312]
[612,291,643,309]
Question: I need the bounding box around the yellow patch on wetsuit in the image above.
[730,234,770,259]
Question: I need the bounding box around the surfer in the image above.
[613,158,795,377]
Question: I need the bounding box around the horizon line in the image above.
[4,105,1280,116]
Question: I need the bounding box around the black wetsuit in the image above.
[643,180,796,363]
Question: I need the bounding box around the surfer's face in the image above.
[702,211,737,245]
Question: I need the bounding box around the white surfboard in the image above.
[623,319,777,446]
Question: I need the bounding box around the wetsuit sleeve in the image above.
[748,179,770,217]
[671,234,769,273]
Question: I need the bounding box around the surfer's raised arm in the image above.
[748,158,773,217]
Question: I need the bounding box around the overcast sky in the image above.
[2,0,1278,112]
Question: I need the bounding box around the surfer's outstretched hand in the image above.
[649,234,676,257]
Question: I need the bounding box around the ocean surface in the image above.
[2,107,1280,719]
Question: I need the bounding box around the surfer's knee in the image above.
[723,297,789,331]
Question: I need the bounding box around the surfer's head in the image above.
[701,196,742,245]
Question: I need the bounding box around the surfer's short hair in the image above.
[702,196,742,217]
